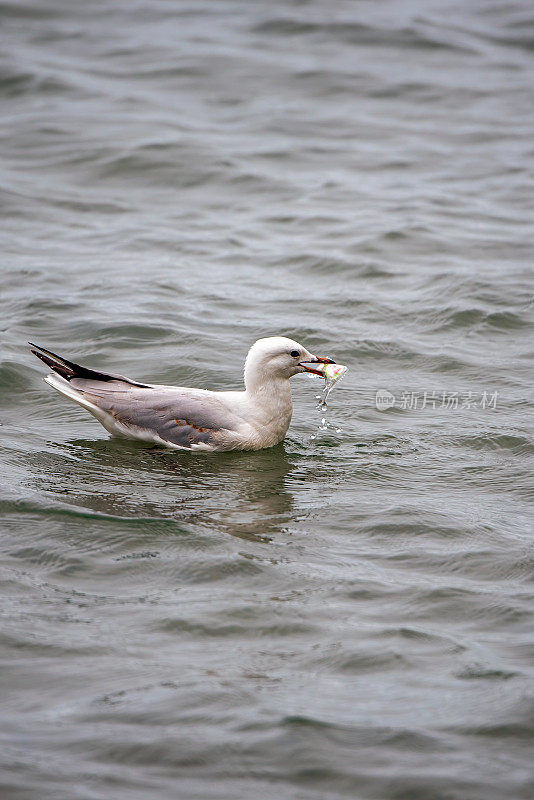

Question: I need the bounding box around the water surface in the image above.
[1,1,533,798]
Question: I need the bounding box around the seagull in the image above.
[30,337,336,451]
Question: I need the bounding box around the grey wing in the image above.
[72,380,239,448]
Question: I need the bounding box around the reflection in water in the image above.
[33,438,296,543]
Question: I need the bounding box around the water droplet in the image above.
[311,364,347,441]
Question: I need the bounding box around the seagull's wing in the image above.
[71,379,241,449]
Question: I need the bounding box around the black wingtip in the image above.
[29,342,63,359]
[29,342,76,380]
[29,342,151,388]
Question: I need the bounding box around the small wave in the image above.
[156,615,315,638]
[452,433,534,455]
[312,647,408,674]
[455,664,519,681]
[252,18,474,54]
[424,306,530,334]
[0,361,37,397]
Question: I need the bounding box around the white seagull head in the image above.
[244,336,335,390]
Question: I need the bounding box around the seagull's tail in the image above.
[29,343,145,424]
[43,371,105,415]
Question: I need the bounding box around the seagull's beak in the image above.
[299,355,336,376]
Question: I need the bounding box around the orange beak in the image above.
[299,356,336,376]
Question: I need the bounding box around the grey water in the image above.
[1,1,533,798]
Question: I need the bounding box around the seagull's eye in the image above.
[290,350,300,358]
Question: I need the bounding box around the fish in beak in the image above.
[299,356,336,376]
